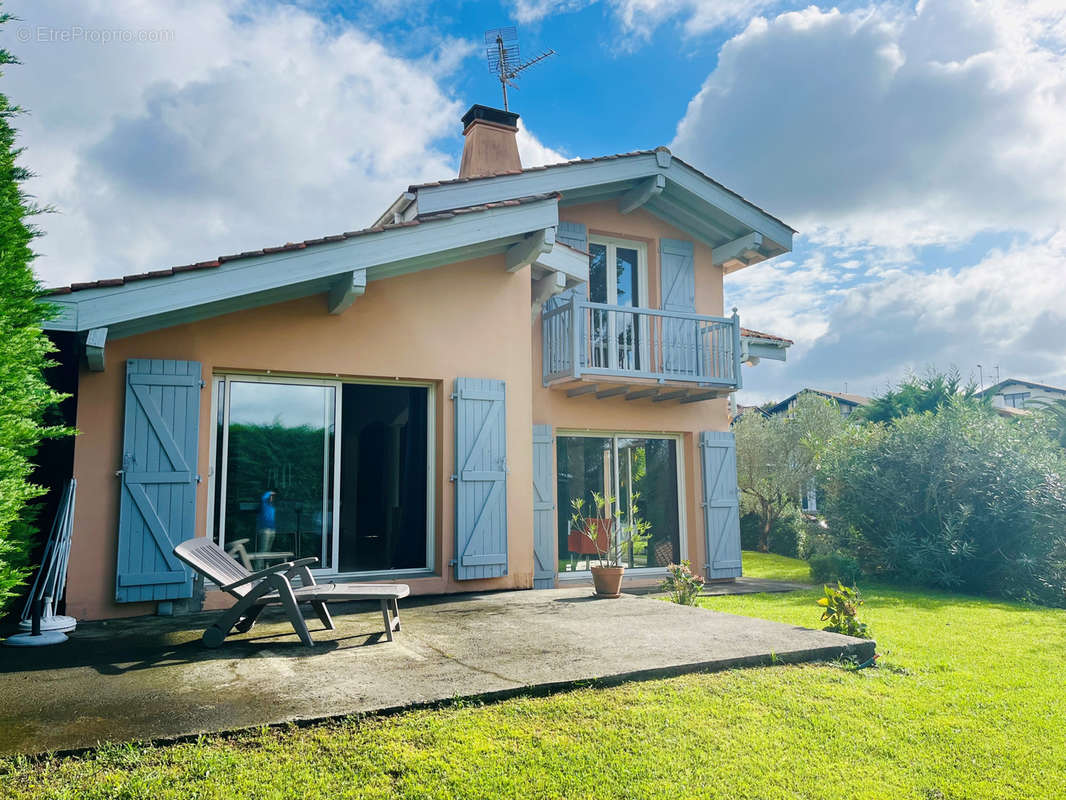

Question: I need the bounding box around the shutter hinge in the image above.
[449,392,458,400]
[450,473,458,482]
[448,558,458,566]
[195,474,202,484]
[199,379,206,389]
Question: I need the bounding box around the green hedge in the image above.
[820,402,1066,606]
[0,24,70,617]
[740,505,809,558]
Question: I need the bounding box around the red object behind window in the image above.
[568,518,613,555]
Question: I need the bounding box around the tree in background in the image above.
[858,368,981,423]
[734,393,846,552]
[0,13,70,616]
[1031,398,1066,449]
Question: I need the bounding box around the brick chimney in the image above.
[458,104,522,178]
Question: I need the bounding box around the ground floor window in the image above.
[556,434,681,573]
[211,375,432,575]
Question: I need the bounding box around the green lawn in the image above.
[4,552,1065,799]
[736,548,814,583]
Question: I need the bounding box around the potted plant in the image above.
[570,492,651,598]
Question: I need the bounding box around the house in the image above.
[40,104,795,621]
[764,389,871,418]
[975,378,1066,410]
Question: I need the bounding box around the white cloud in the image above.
[672,0,1066,250]
[678,0,1066,404]
[730,230,1066,403]
[610,0,778,39]
[508,0,776,37]
[6,0,561,286]
[512,0,595,24]
[517,119,568,166]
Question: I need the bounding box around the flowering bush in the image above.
[817,582,869,638]
[661,560,705,605]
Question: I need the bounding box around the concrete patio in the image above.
[0,587,873,756]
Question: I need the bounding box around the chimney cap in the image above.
[461,104,519,130]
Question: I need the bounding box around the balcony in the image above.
[542,298,742,402]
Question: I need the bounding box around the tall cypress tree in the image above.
[0,9,70,616]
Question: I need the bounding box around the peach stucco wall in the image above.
[532,202,730,575]
[65,200,732,621]
[67,254,534,620]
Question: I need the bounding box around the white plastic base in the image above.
[4,630,69,647]
[18,614,77,634]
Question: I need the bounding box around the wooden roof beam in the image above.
[327,268,367,314]
[713,232,764,269]
[85,327,107,372]
[506,227,555,272]
[619,174,665,215]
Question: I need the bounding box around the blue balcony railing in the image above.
[542,298,743,389]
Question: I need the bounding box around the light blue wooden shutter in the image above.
[532,424,555,589]
[556,220,587,253]
[700,430,743,579]
[454,378,508,580]
[116,359,202,602]
[660,238,698,375]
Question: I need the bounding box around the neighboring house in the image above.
[41,104,795,621]
[763,389,871,513]
[975,378,1066,410]
[765,389,872,418]
[729,403,769,423]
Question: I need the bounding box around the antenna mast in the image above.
[485,27,555,111]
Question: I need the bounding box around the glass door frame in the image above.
[207,372,438,580]
[555,429,687,580]
[210,373,343,575]
[587,236,649,372]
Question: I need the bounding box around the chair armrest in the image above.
[286,557,320,588]
[221,561,296,592]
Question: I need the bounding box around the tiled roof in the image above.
[43,193,560,295]
[409,150,658,189]
[975,378,1066,397]
[813,390,872,406]
[740,327,793,345]
[408,147,797,234]
[555,240,589,257]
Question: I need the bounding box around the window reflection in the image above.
[222,382,336,570]
[556,435,679,573]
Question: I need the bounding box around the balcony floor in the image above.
[546,375,734,403]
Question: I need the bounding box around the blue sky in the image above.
[4,0,1066,403]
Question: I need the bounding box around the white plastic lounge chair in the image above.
[225,538,294,571]
[174,537,409,648]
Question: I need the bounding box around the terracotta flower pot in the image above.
[590,565,625,598]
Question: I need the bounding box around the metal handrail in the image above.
[542,296,743,388]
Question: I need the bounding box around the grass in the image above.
[3,553,1065,799]
[735,548,813,583]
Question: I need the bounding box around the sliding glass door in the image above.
[212,376,433,576]
[556,433,681,574]
[217,379,339,571]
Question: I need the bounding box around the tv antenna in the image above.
[485,27,555,111]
